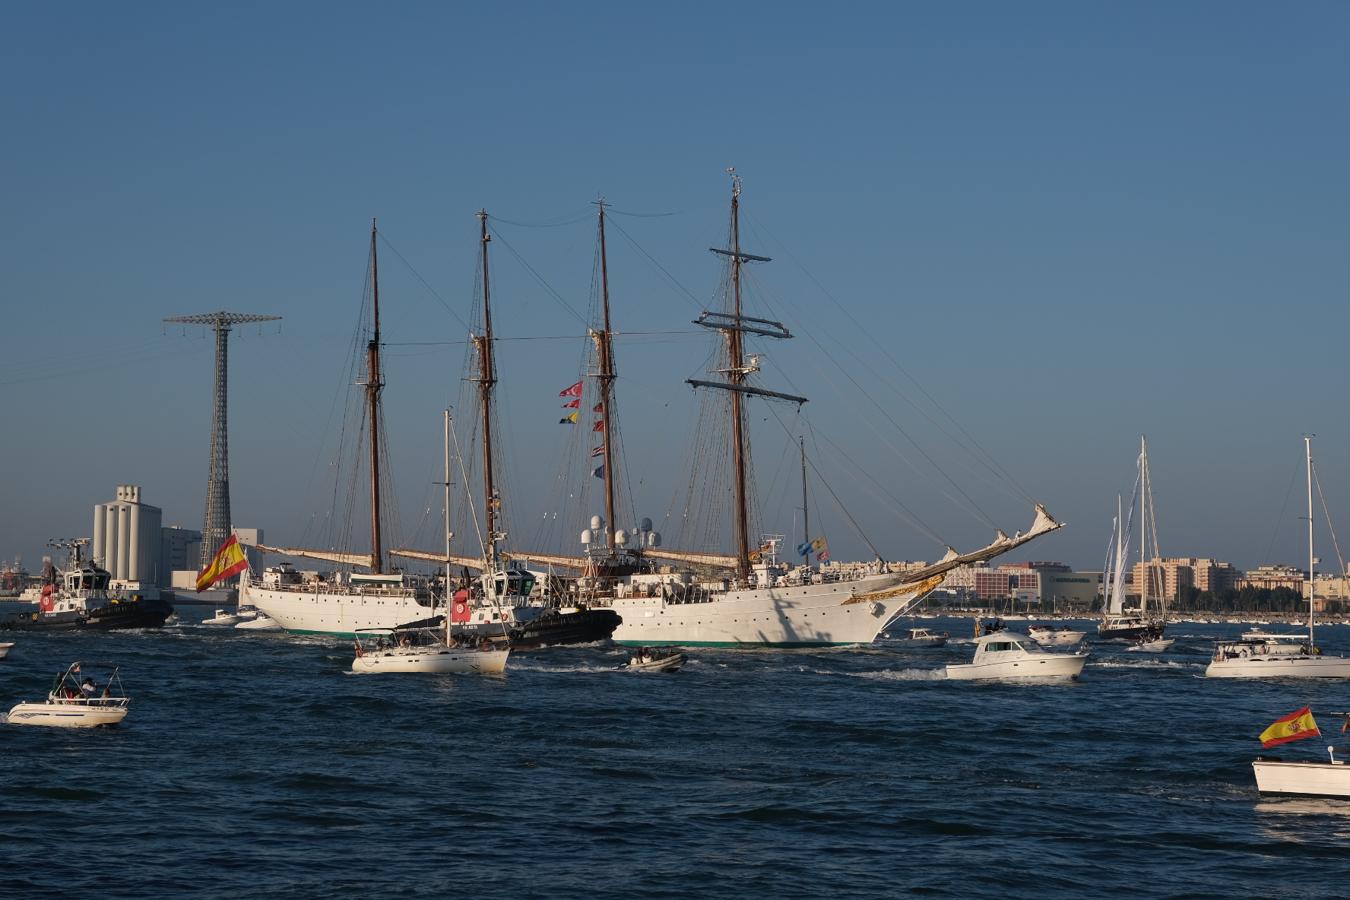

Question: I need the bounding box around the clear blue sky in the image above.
[2,2,1347,575]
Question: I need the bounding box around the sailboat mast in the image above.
[595,201,618,552]
[444,408,453,644]
[367,219,384,574]
[477,210,499,565]
[800,437,810,567]
[1306,435,1315,646]
[728,176,751,581]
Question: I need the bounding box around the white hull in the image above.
[202,612,243,627]
[1205,655,1350,678]
[946,654,1086,681]
[1127,638,1175,653]
[1029,630,1085,647]
[6,701,128,727]
[242,581,438,636]
[351,647,508,674]
[0,642,12,659]
[609,573,919,646]
[235,613,281,630]
[1253,759,1350,798]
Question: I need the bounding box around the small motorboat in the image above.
[202,608,244,627]
[0,641,12,659]
[622,648,687,673]
[6,661,129,728]
[352,620,509,675]
[235,612,281,631]
[1027,625,1086,647]
[1255,743,1350,799]
[946,632,1088,682]
[884,627,949,648]
[1127,637,1175,653]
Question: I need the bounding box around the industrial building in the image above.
[92,485,163,587]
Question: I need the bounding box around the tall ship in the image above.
[499,174,1064,646]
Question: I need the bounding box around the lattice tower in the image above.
[164,311,282,568]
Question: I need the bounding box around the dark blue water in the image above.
[3,613,1350,898]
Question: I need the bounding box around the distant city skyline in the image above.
[2,3,1347,575]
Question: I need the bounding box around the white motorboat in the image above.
[351,619,509,675]
[1206,438,1350,679]
[0,641,12,659]
[6,661,129,728]
[622,649,687,672]
[1027,625,1086,647]
[884,626,949,648]
[1127,637,1175,653]
[235,611,281,630]
[946,631,1088,681]
[1254,747,1350,799]
[202,608,244,627]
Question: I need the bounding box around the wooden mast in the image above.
[727,175,751,581]
[367,218,384,574]
[476,210,499,566]
[595,200,618,552]
[800,436,810,567]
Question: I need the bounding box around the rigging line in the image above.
[375,231,473,333]
[485,226,589,326]
[602,214,706,312]
[606,207,680,218]
[1262,457,1303,566]
[798,411,950,550]
[741,267,1001,530]
[744,213,1037,505]
[489,210,594,228]
[1312,462,1347,579]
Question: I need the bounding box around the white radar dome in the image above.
[590,515,604,531]
[581,529,592,544]
[647,532,661,547]
[614,529,629,546]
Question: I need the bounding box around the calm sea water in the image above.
[3,611,1350,898]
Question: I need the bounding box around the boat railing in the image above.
[47,694,130,708]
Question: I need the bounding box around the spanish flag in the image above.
[1260,706,1321,748]
[196,535,249,591]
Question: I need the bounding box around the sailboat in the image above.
[1098,437,1168,641]
[1206,436,1350,678]
[563,172,1061,646]
[350,409,510,674]
[390,210,620,648]
[240,222,442,635]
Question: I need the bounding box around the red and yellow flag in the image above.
[1260,706,1321,748]
[196,535,249,591]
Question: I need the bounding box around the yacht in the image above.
[1206,438,1350,679]
[6,662,130,728]
[946,631,1088,681]
[1098,438,1169,641]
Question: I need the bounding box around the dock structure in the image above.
[164,311,281,569]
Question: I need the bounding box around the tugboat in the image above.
[0,541,172,631]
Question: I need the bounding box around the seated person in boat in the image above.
[80,678,99,698]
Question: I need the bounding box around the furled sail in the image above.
[255,544,376,570]
[390,548,489,570]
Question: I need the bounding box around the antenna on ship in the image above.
[164,310,282,570]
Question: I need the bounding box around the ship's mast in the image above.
[367,219,384,573]
[1306,434,1316,647]
[800,437,810,568]
[476,210,499,567]
[686,171,805,583]
[444,408,453,644]
[727,176,751,580]
[595,200,618,552]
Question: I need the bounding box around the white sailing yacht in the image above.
[1098,437,1168,641]
[575,173,1062,646]
[1206,436,1350,678]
